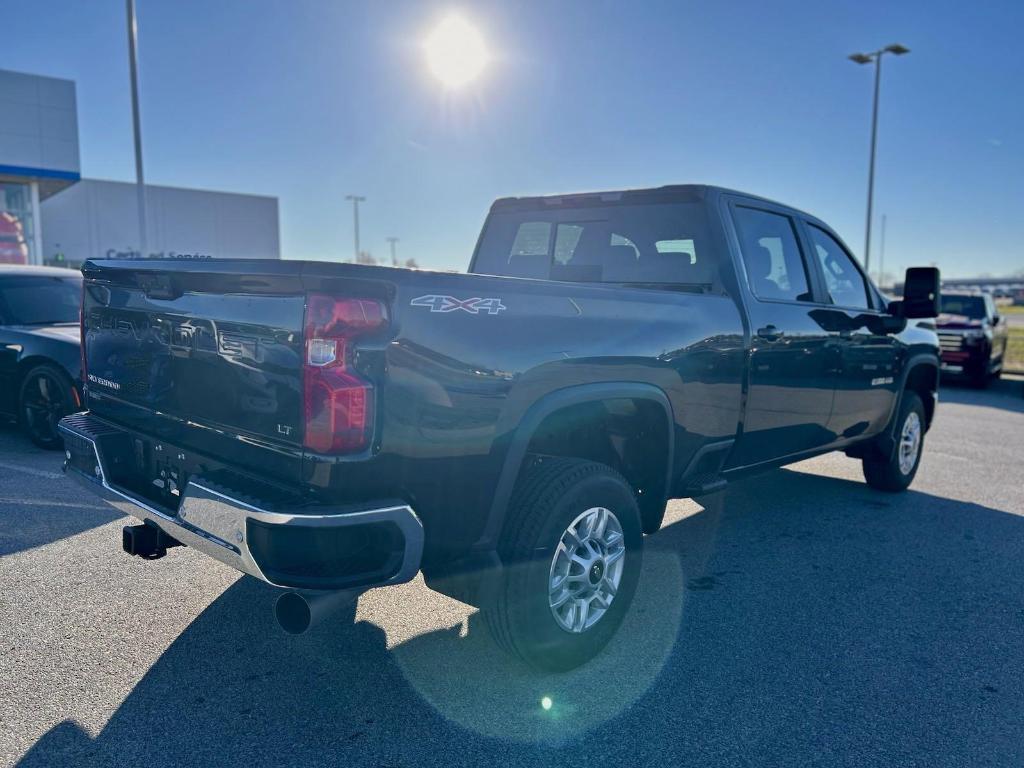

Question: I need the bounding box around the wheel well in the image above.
[16,356,80,406]
[524,397,670,512]
[17,356,59,386]
[905,363,938,428]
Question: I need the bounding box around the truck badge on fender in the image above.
[410,295,507,315]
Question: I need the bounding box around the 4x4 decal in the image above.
[410,295,507,315]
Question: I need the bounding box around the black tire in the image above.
[969,363,991,389]
[19,363,76,450]
[863,391,925,492]
[485,456,643,672]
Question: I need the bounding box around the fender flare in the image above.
[880,353,939,456]
[471,382,675,551]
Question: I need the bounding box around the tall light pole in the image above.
[345,195,366,261]
[126,0,148,258]
[849,43,909,274]
[386,236,399,266]
[878,213,887,287]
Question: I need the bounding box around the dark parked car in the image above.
[60,185,941,670]
[0,265,83,448]
[936,291,1009,387]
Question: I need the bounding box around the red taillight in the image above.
[302,294,386,454]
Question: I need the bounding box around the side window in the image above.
[656,239,697,264]
[984,294,996,321]
[609,232,640,259]
[808,225,869,309]
[732,206,812,302]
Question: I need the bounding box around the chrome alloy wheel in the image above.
[898,410,922,475]
[548,506,626,634]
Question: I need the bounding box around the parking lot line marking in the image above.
[0,461,62,480]
[0,497,110,511]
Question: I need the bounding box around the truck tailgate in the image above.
[82,261,308,482]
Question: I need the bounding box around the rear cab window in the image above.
[472,200,718,289]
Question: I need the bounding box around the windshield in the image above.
[940,294,985,319]
[0,275,82,324]
[472,202,716,286]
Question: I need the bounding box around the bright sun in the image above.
[424,14,489,89]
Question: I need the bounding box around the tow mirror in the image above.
[894,267,941,319]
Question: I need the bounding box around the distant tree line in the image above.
[353,251,419,269]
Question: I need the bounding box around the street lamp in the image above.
[345,195,366,261]
[849,43,909,274]
[386,236,399,266]
[126,0,147,258]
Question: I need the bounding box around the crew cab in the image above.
[59,185,941,671]
[936,290,1009,387]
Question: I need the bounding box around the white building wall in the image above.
[41,179,280,264]
[0,69,80,176]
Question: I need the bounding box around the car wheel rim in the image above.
[548,506,626,634]
[898,411,922,476]
[23,373,65,444]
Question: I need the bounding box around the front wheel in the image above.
[969,362,991,389]
[862,391,925,492]
[485,457,643,672]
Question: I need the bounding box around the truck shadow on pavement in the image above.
[0,426,122,558]
[18,468,1024,767]
[939,377,1024,413]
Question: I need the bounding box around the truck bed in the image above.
[80,256,746,556]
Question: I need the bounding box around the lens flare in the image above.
[541,696,553,711]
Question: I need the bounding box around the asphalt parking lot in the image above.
[2,380,1023,768]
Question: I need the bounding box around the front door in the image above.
[726,203,836,468]
[802,222,898,440]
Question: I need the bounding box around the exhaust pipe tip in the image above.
[274,591,313,635]
[274,589,360,635]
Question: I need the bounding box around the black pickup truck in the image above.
[60,185,941,671]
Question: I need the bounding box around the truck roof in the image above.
[490,184,814,218]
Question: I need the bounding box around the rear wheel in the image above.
[862,391,925,492]
[19,364,76,450]
[485,456,643,672]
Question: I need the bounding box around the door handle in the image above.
[756,325,782,342]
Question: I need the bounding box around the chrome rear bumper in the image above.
[58,413,424,591]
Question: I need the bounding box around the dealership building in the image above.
[0,68,279,267]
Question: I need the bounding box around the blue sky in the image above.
[3,0,1022,279]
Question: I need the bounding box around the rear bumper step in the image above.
[58,412,424,591]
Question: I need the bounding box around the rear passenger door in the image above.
[725,201,837,468]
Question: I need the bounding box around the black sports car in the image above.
[0,265,83,448]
